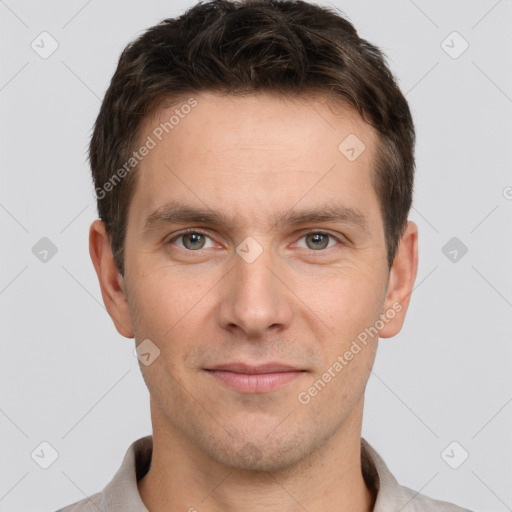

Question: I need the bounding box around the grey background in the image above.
[1,0,511,511]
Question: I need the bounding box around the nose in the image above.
[216,247,294,338]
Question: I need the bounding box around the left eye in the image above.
[296,232,339,251]
[168,231,215,251]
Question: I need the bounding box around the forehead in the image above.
[128,91,381,231]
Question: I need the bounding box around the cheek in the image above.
[127,269,218,382]
[296,264,385,339]
[311,269,382,397]
[128,265,208,332]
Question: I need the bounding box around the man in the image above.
[58,0,473,510]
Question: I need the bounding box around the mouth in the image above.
[204,362,306,393]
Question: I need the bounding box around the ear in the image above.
[89,219,134,338]
[379,221,419,338]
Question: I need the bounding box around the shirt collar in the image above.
[96,435,412,511]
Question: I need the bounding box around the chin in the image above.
[216,441,304,472]
[195,423,316,473]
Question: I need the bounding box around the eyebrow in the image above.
[142,200,369,234]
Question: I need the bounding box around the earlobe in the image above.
[378,221,419,339]
[89,219,134,339]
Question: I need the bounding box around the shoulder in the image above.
[361,437,473,512]
[400,484,474,512]
[55,492,102,512]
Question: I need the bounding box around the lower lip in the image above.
[206,370,304,393]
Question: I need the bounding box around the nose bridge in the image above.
[217,238,293,336]
[236,249,276,303]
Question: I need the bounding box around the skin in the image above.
[89,91,418,512]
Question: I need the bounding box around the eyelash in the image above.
[165,228,345,252]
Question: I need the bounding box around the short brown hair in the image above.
[90,0,415,276]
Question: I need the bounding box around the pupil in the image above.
[187,233,204,249]
[309,233,328,250]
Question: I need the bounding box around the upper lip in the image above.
[206,363,304,374]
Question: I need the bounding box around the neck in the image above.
[138,398,376,512]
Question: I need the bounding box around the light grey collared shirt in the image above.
[56,435,473,511]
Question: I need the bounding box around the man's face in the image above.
[120,92,399,471]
